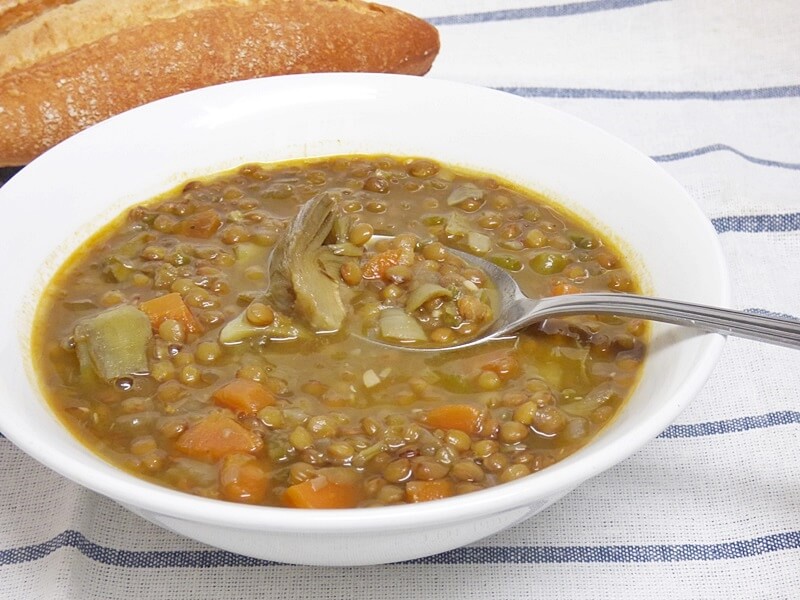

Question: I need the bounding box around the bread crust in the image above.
[0,0,439,165]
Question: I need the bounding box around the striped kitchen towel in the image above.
[1,1,799,598]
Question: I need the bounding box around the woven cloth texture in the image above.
[1,1,798,598]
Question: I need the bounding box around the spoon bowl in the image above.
[375,245,800,352]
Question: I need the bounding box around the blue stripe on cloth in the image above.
[659,411,800,439]
[652,144,800,172]
[427,0,665,25]
[0,530,268,568]
[2,530,799,567]
[711,213,800,233]
[411,533,800,563]
[495,85,800,100]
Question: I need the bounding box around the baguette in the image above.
[0,0,439,166]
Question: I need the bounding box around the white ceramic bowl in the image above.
[0,73,728,566]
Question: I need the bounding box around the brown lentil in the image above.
[34,154,646,510]
[348,222,374,246]
[340,261,363,286]
[383,458,412,483]
[499,463,531,483]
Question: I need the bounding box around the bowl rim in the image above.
[0,72,729,533]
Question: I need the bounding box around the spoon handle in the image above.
[506,293,800,349]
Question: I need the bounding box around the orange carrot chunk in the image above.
[219,454,269,504]
[212,379,275,414]
[405,480,454,503]
[178,208,222,239]
[362,247,412,280]
[175,413,262,461]
[283,477,361,509]
[139,292,202,333]
[424,403,482,435]
[481,352,521,379]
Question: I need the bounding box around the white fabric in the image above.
[2,1,799,597]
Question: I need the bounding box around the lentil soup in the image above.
[32,155,647,508]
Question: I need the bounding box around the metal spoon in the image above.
[383,246,800,351]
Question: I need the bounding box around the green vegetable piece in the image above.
[490,255,523,271]
[568,231,599,249]
[103,256,134,283]
[422,215,445,227]
[433,371,475,394]
[530,252,568,275]
[73,304,153,381]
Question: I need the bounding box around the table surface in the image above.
[2,1,799,598]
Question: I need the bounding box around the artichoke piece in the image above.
[220,193,347,344]
[73,304,152,381]
[379,308,427,342]
[327,242,364,257]
[269,193,347,332]
[217,310,301,344]
[405,283,453,313]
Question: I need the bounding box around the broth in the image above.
[32,155,646,508]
